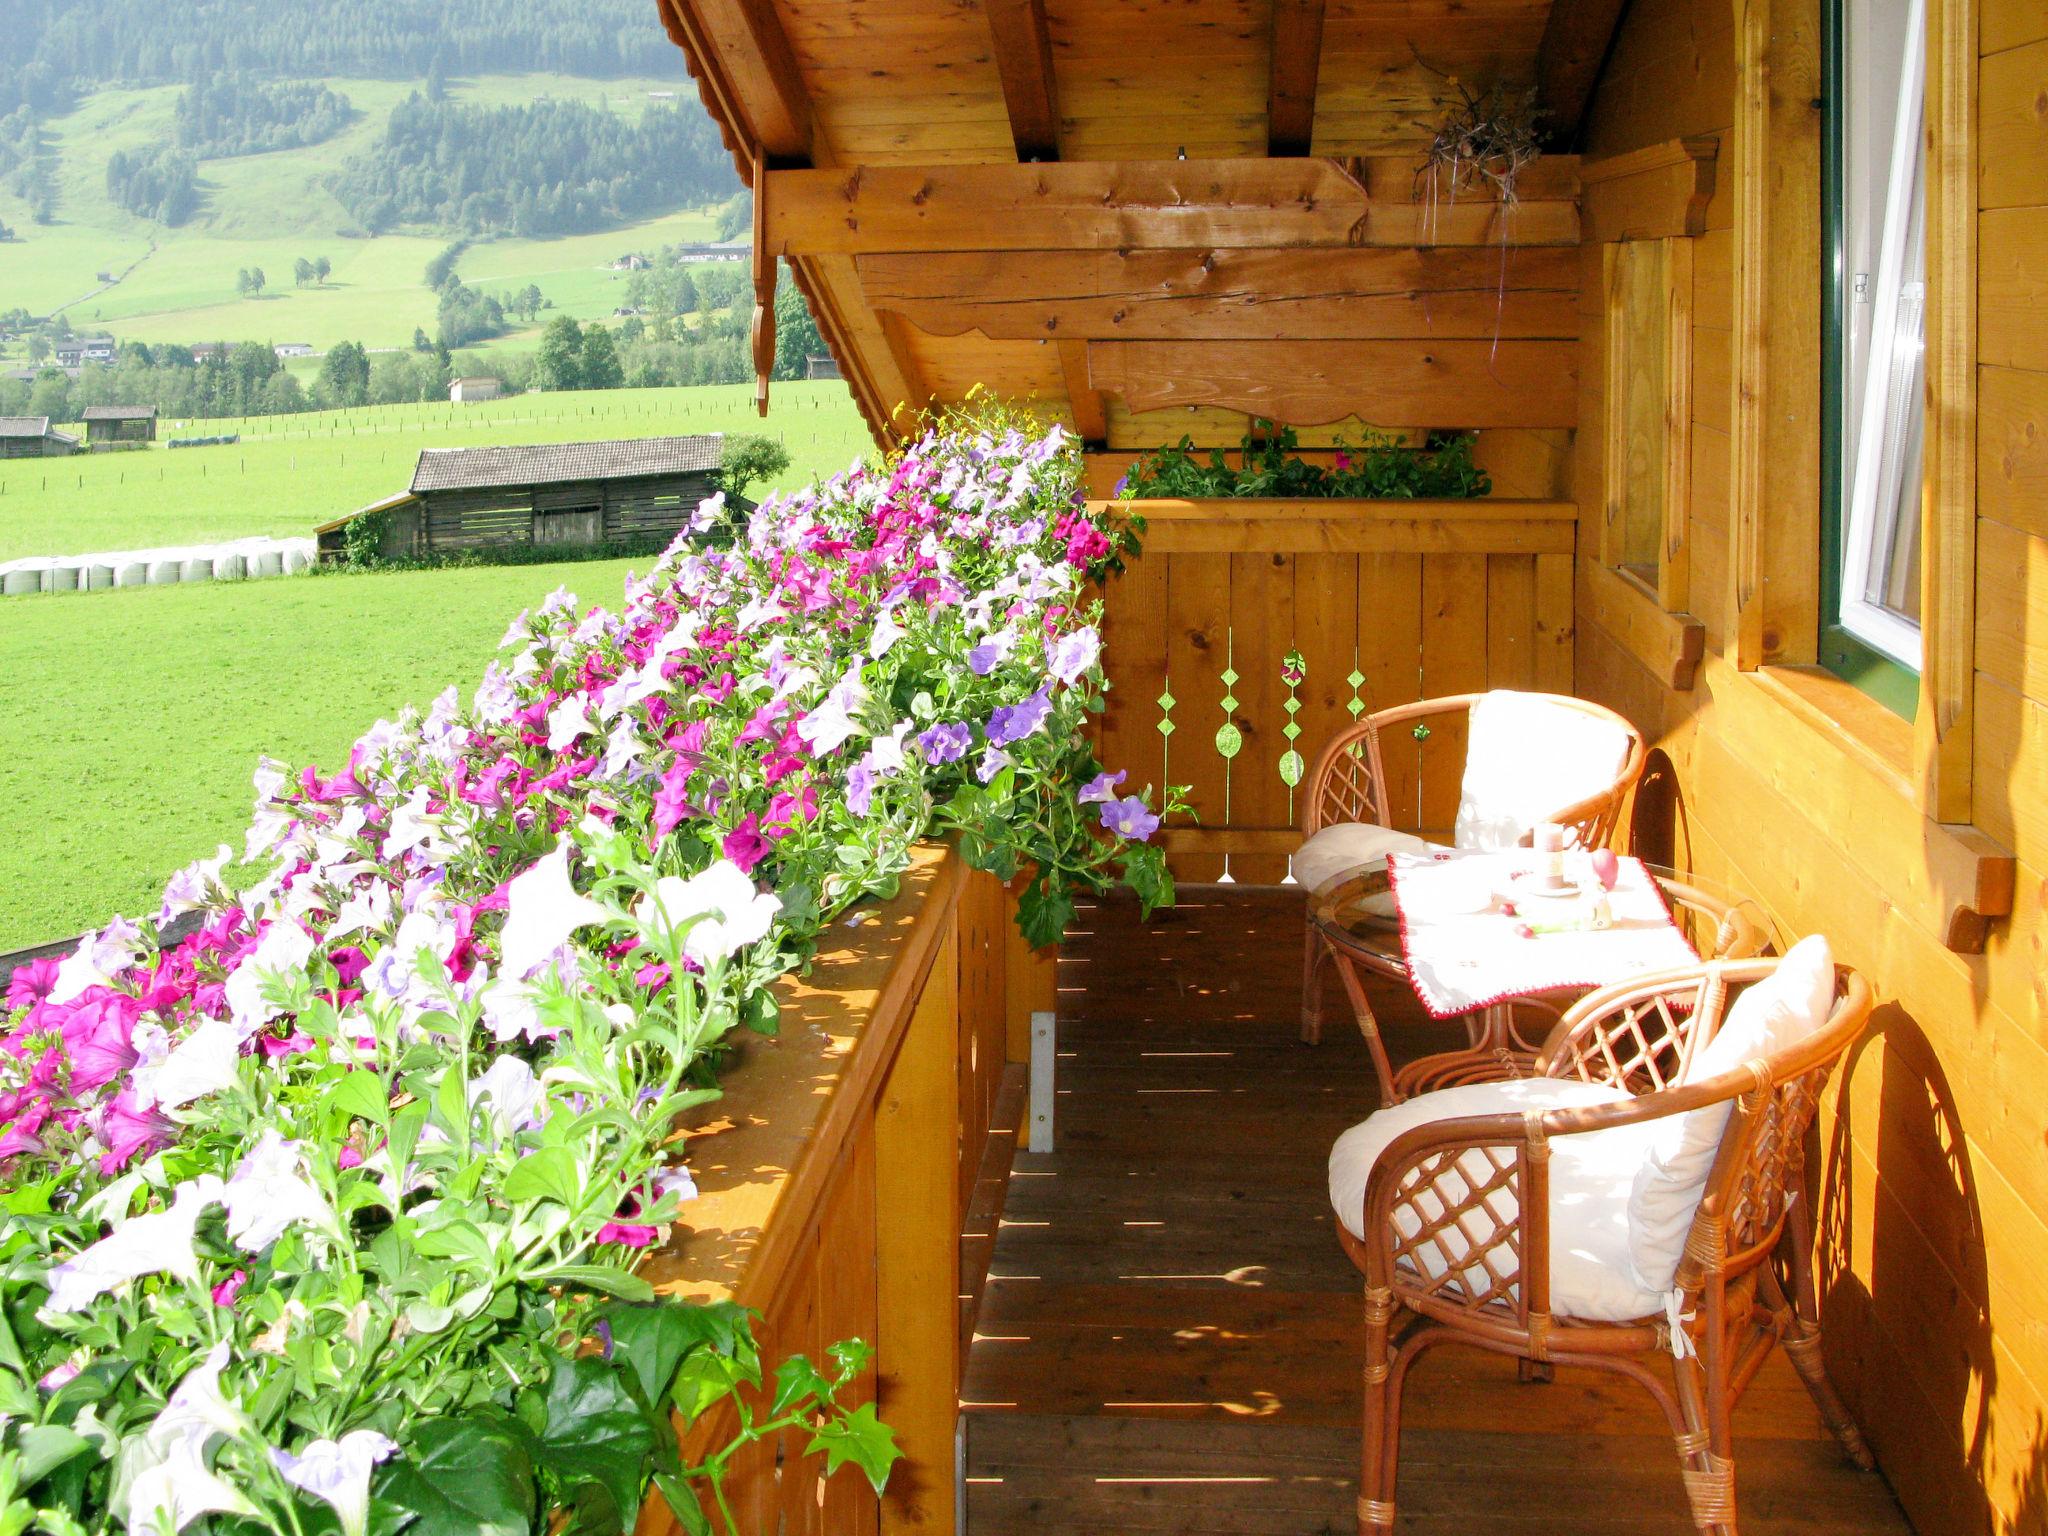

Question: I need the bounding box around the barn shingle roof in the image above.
[0,416,51,438]
[81,405,157,420]
[409,435,726,494]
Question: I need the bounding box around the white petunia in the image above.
[868,608,906,659]
[467,1056,544,1142]
[546,694,594,753]
[326,881,393,944]
[44,1176,226,1312]
[156,846,233,929]
[383,787,446,863]
[868,722,914,777]
[271,1431,400,1536]
[223,920,317,1034]
[125,1424,262,1533]
[498,841,611,980]
[223,1131,342,1253]
[795,664,868,756]
[634,860,781,966]
[137,1017,245,1111]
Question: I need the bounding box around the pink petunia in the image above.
[4,957,61,1011]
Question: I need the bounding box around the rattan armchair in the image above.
[1298,692,1649,1044]
[1340,958,1876,1535]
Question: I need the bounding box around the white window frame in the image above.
[1838,0,1926,671]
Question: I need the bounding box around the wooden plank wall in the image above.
[1573,3,2048,1533]
[1095,501,1575,882]
[642,858,1041,1536]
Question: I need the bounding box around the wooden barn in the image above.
[80,405,156,446]
[0,415,79,458]
[636,2,2047,1536]
[314,436,734,561]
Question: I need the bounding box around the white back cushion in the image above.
[1292,822,1430,898]
[1624,936,1836,1293]
[1453,691,1634,851]
[1329,1077,1671,1323]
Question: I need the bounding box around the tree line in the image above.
[173,74,354,157]
[330,94,737,239]
[105,146,199,224]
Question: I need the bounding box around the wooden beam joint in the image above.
[985,0,1061,162]
[1268,0,1328,157]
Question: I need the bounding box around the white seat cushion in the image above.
[1625,936,1836,1293]
[1454,691,1634,851]
[1330,1078,1671,1322]
[1293,822,1431,902]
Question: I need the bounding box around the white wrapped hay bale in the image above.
[87,565,114,590]
[216,553,247,580]
[116,562,149,587]
[284,549,311,575]
[254,550,285,577]
[2,569,41,596]
[47,565,80,592]
[181,558,215,582]
[148,561,182,585]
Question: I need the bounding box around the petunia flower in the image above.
[1078,769,1126,804]
[156,845,233,930]
[917,722,972,764]
[847,756,878,815]
[272,1430,400,1536]
[1047,625,1101,685]
[546,694,594,753]
[223,920,317,1035]
[869,608,906,658]
[44,1174,227,1311]
[1099,795,1162,842]
[986,689,1052,747]
[134,1017,244,1112]
[976,747,1011,784]
[4,955,60,1011]
[966,630,1016,676]
[634,862,781,966]
[223,1130,343,1252]
[722,815,770,874]
[467,1056,544,1142]
[497,842,612,981]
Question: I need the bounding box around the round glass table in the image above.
[1306,854,1781,1104]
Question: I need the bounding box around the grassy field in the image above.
[0,73,730,356]
[0,557,654,951]
[0,381,872,560]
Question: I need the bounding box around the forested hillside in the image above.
[332,94,736,237]
[174,75,355,156]
[2,0,674,114]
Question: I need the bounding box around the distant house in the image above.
[274,342,315,359]
[449,376,502,404]
[805,354,843,381]
[0,416,80,458]
[81,405,157,446]
[611,253,651,271]
[188,343,231,361]
[315,436,739,562]
[670,241,750,263]
[54,338,117,368]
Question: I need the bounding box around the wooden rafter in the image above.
[763,157,1580,255]
[1267,0,1328,157]
[672,0,815,166]
[984,0,1061,162]
[1535,0,1631,147]
[1085,339,1579,429]
[1055,341,1106,443]
[859,247,1580,340]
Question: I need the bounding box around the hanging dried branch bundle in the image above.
[1414,77,1547,216]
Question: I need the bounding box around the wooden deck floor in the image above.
[959,886,1912,1535]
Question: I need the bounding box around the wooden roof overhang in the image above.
[656,0,1630,453]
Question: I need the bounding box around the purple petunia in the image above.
[1046,626,1100,686]
[917,722,973,763]
[1077,770,1125,804]
[847,757,879,815]
[966,632,1015,676]
[986,689,1052,747]
[1098,795,1160,842]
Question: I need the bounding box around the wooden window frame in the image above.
[1601,237,1695,609]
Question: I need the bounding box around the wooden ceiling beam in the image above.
[1085,339,1579,429]
[859,247,1581,340]
[1267,0,1328,157]
[1535,0,1632,148]
[985,0,1062,162]
[674,0,817,166]
[764,156,1580,255]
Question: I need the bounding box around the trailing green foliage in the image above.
[1120,423,1492,501]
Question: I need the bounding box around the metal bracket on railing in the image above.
[1028,1009,1056,1153]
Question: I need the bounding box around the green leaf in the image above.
[652,1473,712,1536]
[374,1411,538,1536]
[770,1354,831,1417]
[1016,882,1074,951]
[804,1402,902,1495]
[13,1425,92,1489]
[596,1302,698,1409]
[532,1265,655,1303]
[325,1069,391,1126]
[1121,846,1176,918]
[742,986,779,1037]
[535,1356,656,1523]
[500,1147,581,1208]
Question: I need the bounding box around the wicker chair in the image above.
[1337,957,1877,1535]
[1298,692,1649,1044]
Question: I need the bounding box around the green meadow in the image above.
[1,73,728,356]
[0,381,871,560]
[0,556,648,950]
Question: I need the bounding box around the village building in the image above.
[0,416,79,458]
[53,338,116,368]
[448,376,503,404]
[79,405,156,446]
[314,436,734,561]
[272,342,315,359]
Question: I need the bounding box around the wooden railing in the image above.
[1093,499,1578,882]
[635,848,1050,1536]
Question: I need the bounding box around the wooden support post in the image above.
[874,919,961,1536]
[751,150,776,417]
